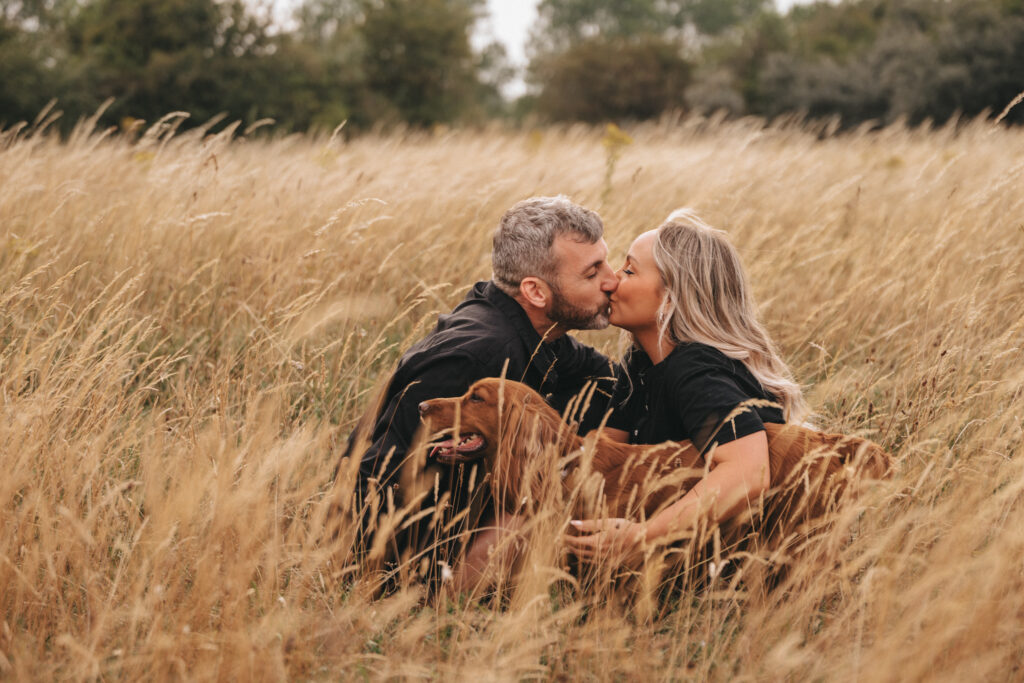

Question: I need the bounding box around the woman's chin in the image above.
[607,313,630,331]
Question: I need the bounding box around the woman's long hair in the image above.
[651,209,805,422]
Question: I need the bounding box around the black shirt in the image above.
[351,281,614,487]
[607,342,784,452]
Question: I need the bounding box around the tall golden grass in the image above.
[1,111,1022,680]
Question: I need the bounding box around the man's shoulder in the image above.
[399,282,527,369]
[408,314,520,364]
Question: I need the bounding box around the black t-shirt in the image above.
[607,342,784,453]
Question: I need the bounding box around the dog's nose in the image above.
[418,401,432,416]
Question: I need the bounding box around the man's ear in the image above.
[518,276,551,310]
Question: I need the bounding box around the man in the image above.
[346,195,618,574]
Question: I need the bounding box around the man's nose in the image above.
[418,401,433,416]
[602,265,619,292]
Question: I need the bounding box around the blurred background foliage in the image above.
[1,0,1022,133]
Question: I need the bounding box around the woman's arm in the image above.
[565,430,771,561]
[645,429,770,539]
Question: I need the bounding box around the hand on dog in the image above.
[565,518,647,566]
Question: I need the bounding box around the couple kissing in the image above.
[343,195,876,591]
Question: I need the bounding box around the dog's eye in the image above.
[468,392,484,403]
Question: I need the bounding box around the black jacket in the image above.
[352,281,614,487]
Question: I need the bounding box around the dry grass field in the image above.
[1,111,1022,681]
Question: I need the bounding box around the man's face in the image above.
[546,235,618,330]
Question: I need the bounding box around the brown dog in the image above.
[417,378,891,535]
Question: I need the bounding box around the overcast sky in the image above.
[476,0,538,68]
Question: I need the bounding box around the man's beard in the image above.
[549,286,611,331]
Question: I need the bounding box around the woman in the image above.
[565,209,805,563]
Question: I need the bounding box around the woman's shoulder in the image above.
[662,342,780,408]
[661,342,736,377]
[660,342,767,395]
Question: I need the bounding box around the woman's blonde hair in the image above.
[651,208,805,422]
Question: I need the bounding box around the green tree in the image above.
[65,0,276,125]
[751,0,1024,126]
[0,20,57,126]
[2,0,509,132]
[679,9,788,116]
[525,0,769,122]
[532,35,691,122]
[359,0,484,125]
[294,0,363,47]
[529,0,771,54]
[686,0,772,35]
[0,0,85,127]
[293,0,506,126]
[291,0,376,128]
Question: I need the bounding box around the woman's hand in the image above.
[564,518,647,566]
[563,431,771,569]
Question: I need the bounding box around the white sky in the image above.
[477,0,539,69]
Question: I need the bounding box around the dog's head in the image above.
[417,378,578,512]
[418,377,569,464]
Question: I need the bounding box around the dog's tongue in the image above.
[428,439,453,459]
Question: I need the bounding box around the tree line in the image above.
[1,0,1022,134]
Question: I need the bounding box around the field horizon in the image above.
[1,112,1022,680]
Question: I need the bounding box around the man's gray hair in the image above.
[492,195,604,295]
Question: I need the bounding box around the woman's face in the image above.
[609,229,666,332]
